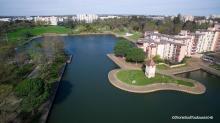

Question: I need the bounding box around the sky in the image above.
[0,0,220,16]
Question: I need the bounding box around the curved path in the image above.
[108,69,206,94]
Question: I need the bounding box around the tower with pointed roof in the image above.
[145,59,156,78]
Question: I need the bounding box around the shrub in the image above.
[15,78,44,97]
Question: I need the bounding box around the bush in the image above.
[23,31,34,38]
[16,64,34,77]
[15,78,51,112]
[15,78,44,97]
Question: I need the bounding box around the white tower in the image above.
[145,59,156,78]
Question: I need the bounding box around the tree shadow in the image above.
[53,80,74,104]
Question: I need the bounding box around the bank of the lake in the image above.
[108,69,205,94]
[107,54,206,94]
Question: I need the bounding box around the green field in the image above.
[129,31,142,41]
[8,26,72,43]
[117,70,194,87]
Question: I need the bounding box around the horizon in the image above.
[0,14,216,17]
[0,0,220,16]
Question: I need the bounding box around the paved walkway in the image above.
[107,54,206,94]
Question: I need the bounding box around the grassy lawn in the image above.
[8,26,72,43]
[117,70,194,87]
[157,64,170,70]
[113,30,142,41]
[129,31,142,41]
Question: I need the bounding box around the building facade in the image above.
[137,37,186,63]
[213,24,220,51]
[34,16,58,25]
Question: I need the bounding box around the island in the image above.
[107,39,206,94]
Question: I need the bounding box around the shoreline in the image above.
[107,54,206,94]
[108,69,206,94]
[20,31,136,46]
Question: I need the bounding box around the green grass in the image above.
[117,70,194,87]
[113,30,142,41]
[129,31,142,41]
[157,64,170,70]
[8,26,72,43]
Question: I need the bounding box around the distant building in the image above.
[145,59,156,78]
[145,15,165,20]
[209,14,220,19]
[99,15,120,20]
[181,15,194,22]
[57,16,68,22]
[76,14,98,23]
[0,18,10,22]
[13,16,33,21]
[34,16,58,25]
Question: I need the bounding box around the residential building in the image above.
[99,15,120,20]
[76,14,98,23]
[181,15,194,22]
[34,16,58,25]
[213,24,220,51]
[194,30,215,53]
[57,16,68,22]
[0,18,10,22]
[137,37,186,63]
[144,31,194,57]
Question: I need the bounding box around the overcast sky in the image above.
[0,0,220,16]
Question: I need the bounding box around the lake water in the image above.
[44,35,220,123]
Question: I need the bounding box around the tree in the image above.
[114,39,132,57]
[126,47,145,63]
[183,21,197,32]
[42,36,64,62]
[23,31,34,39]
[143,21,157,31]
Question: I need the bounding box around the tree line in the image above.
[61,15,213,35]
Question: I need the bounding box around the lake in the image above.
[44,35,220,123]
